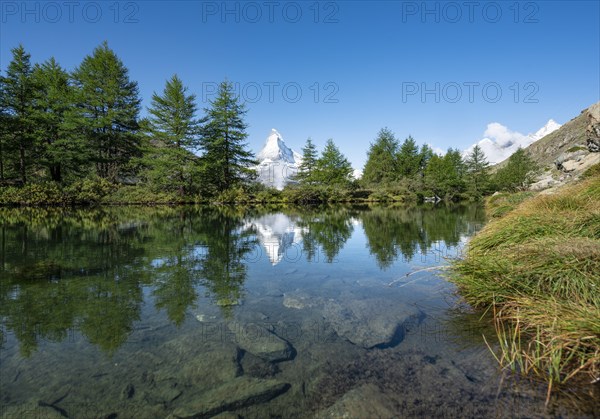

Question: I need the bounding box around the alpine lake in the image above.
[0,204,598,418]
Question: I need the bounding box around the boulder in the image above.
[315,384,398,419]
[323,298,424,349]
[283,291,318,309]
[586,102,600,152]
[169,377,290,419]
[227,322,294,362]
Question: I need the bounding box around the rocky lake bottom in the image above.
[1,206,598,418]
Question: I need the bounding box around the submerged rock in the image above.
[323,298,424,348]
[283,291,318,309]
[227,322,294,362]
[120,383,135,400]
[169,377,290,418]
[0,402,66,419]
[240,352,280,379]
[316,383,398,419]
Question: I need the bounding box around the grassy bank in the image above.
[451,166,600,390]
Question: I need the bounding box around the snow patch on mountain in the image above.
[255,129,303,190]
[463,119,561,164]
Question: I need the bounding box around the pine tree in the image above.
[144,74,201,195]
[314,139,352,186]
[362,128,399,186]
[296,137,318,185]
[200,80,257,192]
[72,41,141,181]
[31,58,88,182]
[0,45,36,184]
[397,136,420,179]
[464,144,490,198]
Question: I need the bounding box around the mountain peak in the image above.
[255,129,303,190]
[258,129,297,163]
[530,119,561,141]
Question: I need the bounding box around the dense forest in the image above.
[0,42,539,205]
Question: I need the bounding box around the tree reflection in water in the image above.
[0,204,485,356]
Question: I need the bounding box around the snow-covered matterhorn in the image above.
[255,129,303,190]
[245,214,307,265]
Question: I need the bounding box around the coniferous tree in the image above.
[72,42,141,181]
[397,136,420,179]
[144,74,202,195]
[0,45,36,184]
[495,148,539,191]
[445,148,466,197]
[362,128,399,186]
[31,58,88,182]
[418,144,434,178]
[200,80,257,192]
[424,149,465,200]
[424,154,446,198]
[314,139,352,186]
[0,86,8,181]
[464,144,490,198]
[296,137,318,185]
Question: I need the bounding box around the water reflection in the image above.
[0,204,485,356]
[362,204,485,269]
[246,213,305,265]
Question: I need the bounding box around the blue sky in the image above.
[2,1,599,170]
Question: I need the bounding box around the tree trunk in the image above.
[50,164,61,182]
[19,142,26,184]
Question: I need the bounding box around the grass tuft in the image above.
[451,174,600,389]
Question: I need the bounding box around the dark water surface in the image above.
[0,205,597,418]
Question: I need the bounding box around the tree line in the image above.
[292,127,539,201]
[0,42,257,198]
[0,42,539,204]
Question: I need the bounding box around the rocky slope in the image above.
[497,102,600,190]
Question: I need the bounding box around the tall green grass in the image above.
[451,173,600,393]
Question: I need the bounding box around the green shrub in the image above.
[65,177,115,204]
[0,182,65,206]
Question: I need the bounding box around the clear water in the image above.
[0,205,597,418]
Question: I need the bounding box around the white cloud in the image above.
[463,120,561,165]
[427,143,446,156]
[482,123,527,149]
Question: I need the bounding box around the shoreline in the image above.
[450,166,600,390]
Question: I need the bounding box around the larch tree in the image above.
[362,127,399,186]
[0,45,36,184]
[72,41,141,181]
[397,136,421,179]
[32,57,88,182]
[314,139,353,186]
[296,137,318,185]
[200,80,257,192]
[144,74,202,195]
[464,144,490,198]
